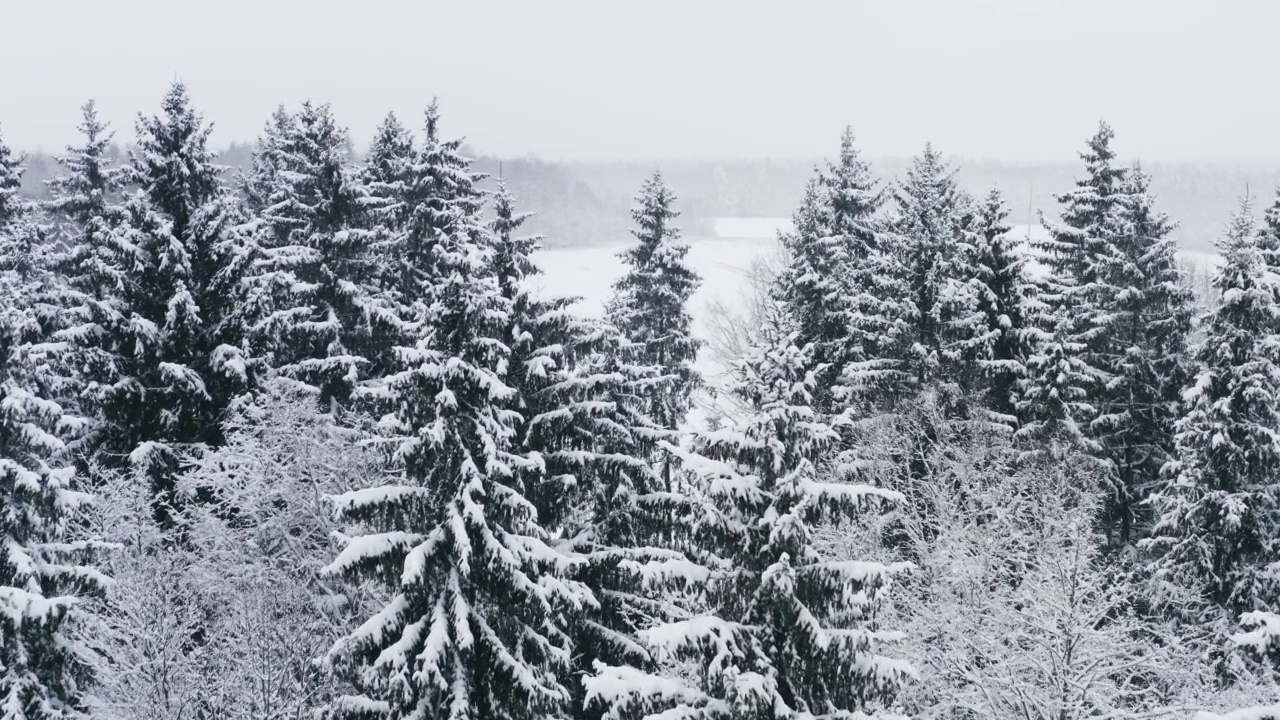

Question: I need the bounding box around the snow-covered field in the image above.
[532,235,779,380]
[533,219,1222,368]
[532,219,786,427]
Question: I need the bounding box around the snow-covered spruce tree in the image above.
[873,143,981,410]
[606,172,701,456]
[323,188,586,719]
[41,101,128,444]
[969,187,1037,425]
[488,182,702,719]
[44,100,128,278]
[356,112,418,387]
[774,127,886,413]
[1015,311,1096,455]
[1146,195,1280,616]
[241,102,372,411]
[0,127,107,720]
[361,111,416,235]
[239,105,295,217]
[486,177,574,527]
[0,130,22,228]
[1038,121,1128,307]
[1255,187,1280,284]
[587,302,912,719]
[363,100,486,383]
[772,174,842,402]
[826,126,882,243]
[1091,164,1194,547]
[1020,122,1128,458]
[67,82,250,526]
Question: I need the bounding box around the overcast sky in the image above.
[2,0,1276,162]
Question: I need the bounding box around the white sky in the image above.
[2,0,1277,162]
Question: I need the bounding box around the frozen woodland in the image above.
[4,83,1280,720]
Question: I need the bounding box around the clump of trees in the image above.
[2,86,1279,720]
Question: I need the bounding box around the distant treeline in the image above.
[17,140,1277,250]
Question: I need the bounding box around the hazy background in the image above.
[4,0,1279,249]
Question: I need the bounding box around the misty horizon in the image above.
[5,0,1280,164]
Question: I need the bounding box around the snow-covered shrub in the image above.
[88,383,384,720]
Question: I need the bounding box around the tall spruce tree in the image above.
[362,111,415,234]
[241,102,372,411]
[364,100,485,382]
[970,187,1037,424]
[359,112,417,383]
[606,172,701,463]
[323,179,586,719]
[875,143,980,408]
[240,105,294,216]
[63,82,250,525]
[0,128,107,720]
[1021,122,1127,456]
[773,174,842,396]
[1039,122,1128,301]
[774,128,885,413]
[42,102,128,443]
[45,100,127,267]
[1256,187,1280,280]
[1091,165,1194,546]
[489,182,698,719]
[587,302,912,718]
[1147,195,1280,614]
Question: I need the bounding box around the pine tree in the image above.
[606,171,701,450]
[1021,122,1128,454]
[1016,313,1096,454]
[362,111,415,234]
[774,127,885,413]
[241,102,372,411]
[875,143,979,407]
[45,100,127,257]
[970,187,1037,424]
[827,127,890,401]
[773,174,843,397]
[1255,187,1280,283]
[65,82,250,526]
[1092,165,1194,546]
[487,178,564,526]
[0,127,107,720]
[42,102,128,443]
[1147,195,1280,614]
[825,126,881,243]
[323,190,586,719]
[489,182,698,719]
[357,112,418,385]
[1039,122,1128,301]
[365,100,485,382]
[240,105,295,216]
[587,303,912,718]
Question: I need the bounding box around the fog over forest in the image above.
[17,143,1280,250]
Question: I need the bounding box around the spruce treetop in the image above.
[132,81,220,236]
[0,126,24,229]
[45,100,127,225]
